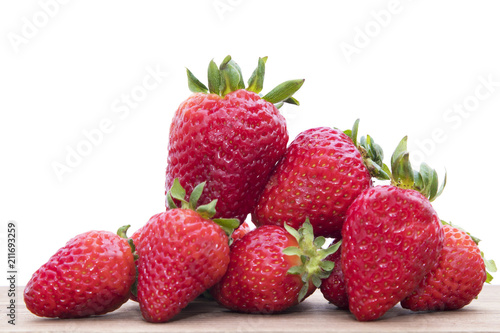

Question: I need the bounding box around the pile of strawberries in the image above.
[24,56,496,323]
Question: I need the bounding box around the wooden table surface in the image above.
[2,285,499,333]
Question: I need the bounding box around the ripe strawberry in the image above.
[24,226,136,318]
[166,56,303,223]
[341,137,446,321]
[231,220,254,242]
[211,220,339,313]
[137,179,238,322]
[320,247,349,309]
[128,226,145,303]
[401,223,493,311]
[252,120,388,238]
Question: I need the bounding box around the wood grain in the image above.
[2,285,499,333]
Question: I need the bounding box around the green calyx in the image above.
[186,55,304,109]
[166,178,240,236]
[344,119,390,181]
[282,219,341,302]
[117,224,138,260]
[441,220,497,284]
[117,225,138,297]
[388,136,446,202]
[344,120,446,201]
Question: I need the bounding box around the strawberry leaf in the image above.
[392,151,414,189]
[283,246,302,257]
[346,120,389,180]
[313,236,326,248]
[189,181,206,209]
[298,283,309,302]
[196,199,217,219]
[311,275,322,288]
[428,168,439,201]
[207,59,220,95]
[247,56,267,94]
[186,68,208,93]
[283,96,300,106]
[286,265,303,275]
[169,178,187,204]
[166,192,177,209]
[482,251,497,284]
[117,225,137,256]
[185,56,303,110]
[434,169,447,200]
[345,118,360,147]
[391,136,408,168]
[319,260,335,272]
[219,56,242,97]
[284,223,301,242]
[231,60,245,90]
[283,220,341,301]
[212,218,240,237]
[320,240,342,258]
[262,79,305,105]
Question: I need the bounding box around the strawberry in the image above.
[401,223,494,311]
[252,120,388,238]
[166,56,303,223]
[320,247,349,309]
[127,226,145,303]
[24,226,136,318]
[341,137,446,321]
[210,220,340,313]
[137,179,238,322]
[230,220,254,242]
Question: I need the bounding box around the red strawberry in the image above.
[401,223,490,311]
[130,224,145,248]
[341,137,446,321]
[166,56,303,223]
[137,179,238,322]
[231,220,254,242]
[320,247,349,309]
[211,220,339,313]
[253,120,387,238]
[24,226,136,318]
[128,226,145,302]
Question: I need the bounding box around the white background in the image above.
[1,0,499,286]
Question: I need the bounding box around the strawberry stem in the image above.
[247,56,267,94]
[166,178,240,237]
[388,136,447,201]
[186,56,304,107]
[344,119,390,181]
[283,219,340,302]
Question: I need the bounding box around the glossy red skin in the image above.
[24,231,136,318]
[320,249,348,309]
[137,210,230,323]
[253,127,371,239]
[231,220,254,242]
[166,90,288,223]
[211,225,315,314]
[401,224,486,311]
[342,185,444,321]
[128,226,145,303]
